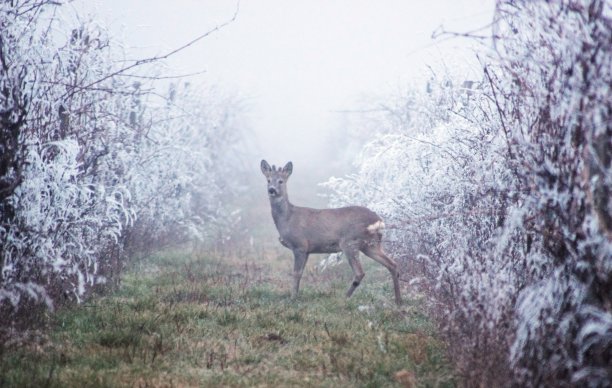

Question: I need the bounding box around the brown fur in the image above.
[261,160,402,305]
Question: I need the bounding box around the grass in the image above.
[0,251,454,387]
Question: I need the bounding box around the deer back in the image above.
[277,205,382,254]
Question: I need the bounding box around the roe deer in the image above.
[260,160,402,305]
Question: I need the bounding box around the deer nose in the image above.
[268,187,278,195]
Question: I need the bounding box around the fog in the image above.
[76,0,493,180]
[4,4,609,384]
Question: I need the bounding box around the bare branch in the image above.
[61,1,240,99]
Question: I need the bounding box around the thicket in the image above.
[326,1,611,386]
[0,1,244,326]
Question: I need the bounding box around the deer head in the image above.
[260,160,292,200]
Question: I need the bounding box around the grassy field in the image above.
[0,250,454,387]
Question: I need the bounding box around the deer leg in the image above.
[342,242,364,298]
[346,254,365,298]
[291,250,308,299]
[361,245,402,305]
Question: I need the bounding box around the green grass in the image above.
[0,251,454,387]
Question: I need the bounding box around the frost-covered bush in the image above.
[1,0,136,314]
[326,0,610,386]
[325,75,521,385]
[1,1,244,324]
[124,82,245,256]
[1,140,132,308]
[490,1,611,385]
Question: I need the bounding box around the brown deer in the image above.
[260,160,402,305]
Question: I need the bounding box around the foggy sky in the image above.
[75,1,494,169]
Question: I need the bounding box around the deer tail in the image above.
[366,220,385,234]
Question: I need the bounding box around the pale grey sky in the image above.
[74,1,494,166]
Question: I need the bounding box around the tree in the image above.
[490,1,611,385]
[325,0,611,385]
[0,0,246,327]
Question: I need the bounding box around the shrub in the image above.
[0,1,244,326]
[325,1,611,385]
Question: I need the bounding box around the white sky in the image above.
[74,1,494,166]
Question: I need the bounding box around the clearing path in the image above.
[0,252,453,387]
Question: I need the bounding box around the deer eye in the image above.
[267,179,270,183]
[278,179,283,184]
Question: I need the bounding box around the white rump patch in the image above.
[366,221,385,233]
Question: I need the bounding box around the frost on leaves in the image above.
[0,1,243,324]
[326,1,611,385]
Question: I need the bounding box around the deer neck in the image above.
[270,193,293,228]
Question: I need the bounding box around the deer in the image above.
[260,160,402,305]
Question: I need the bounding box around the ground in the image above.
[0,250,454,387]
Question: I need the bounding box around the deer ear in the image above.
[261,159,272,175]
[282,161,293,177]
